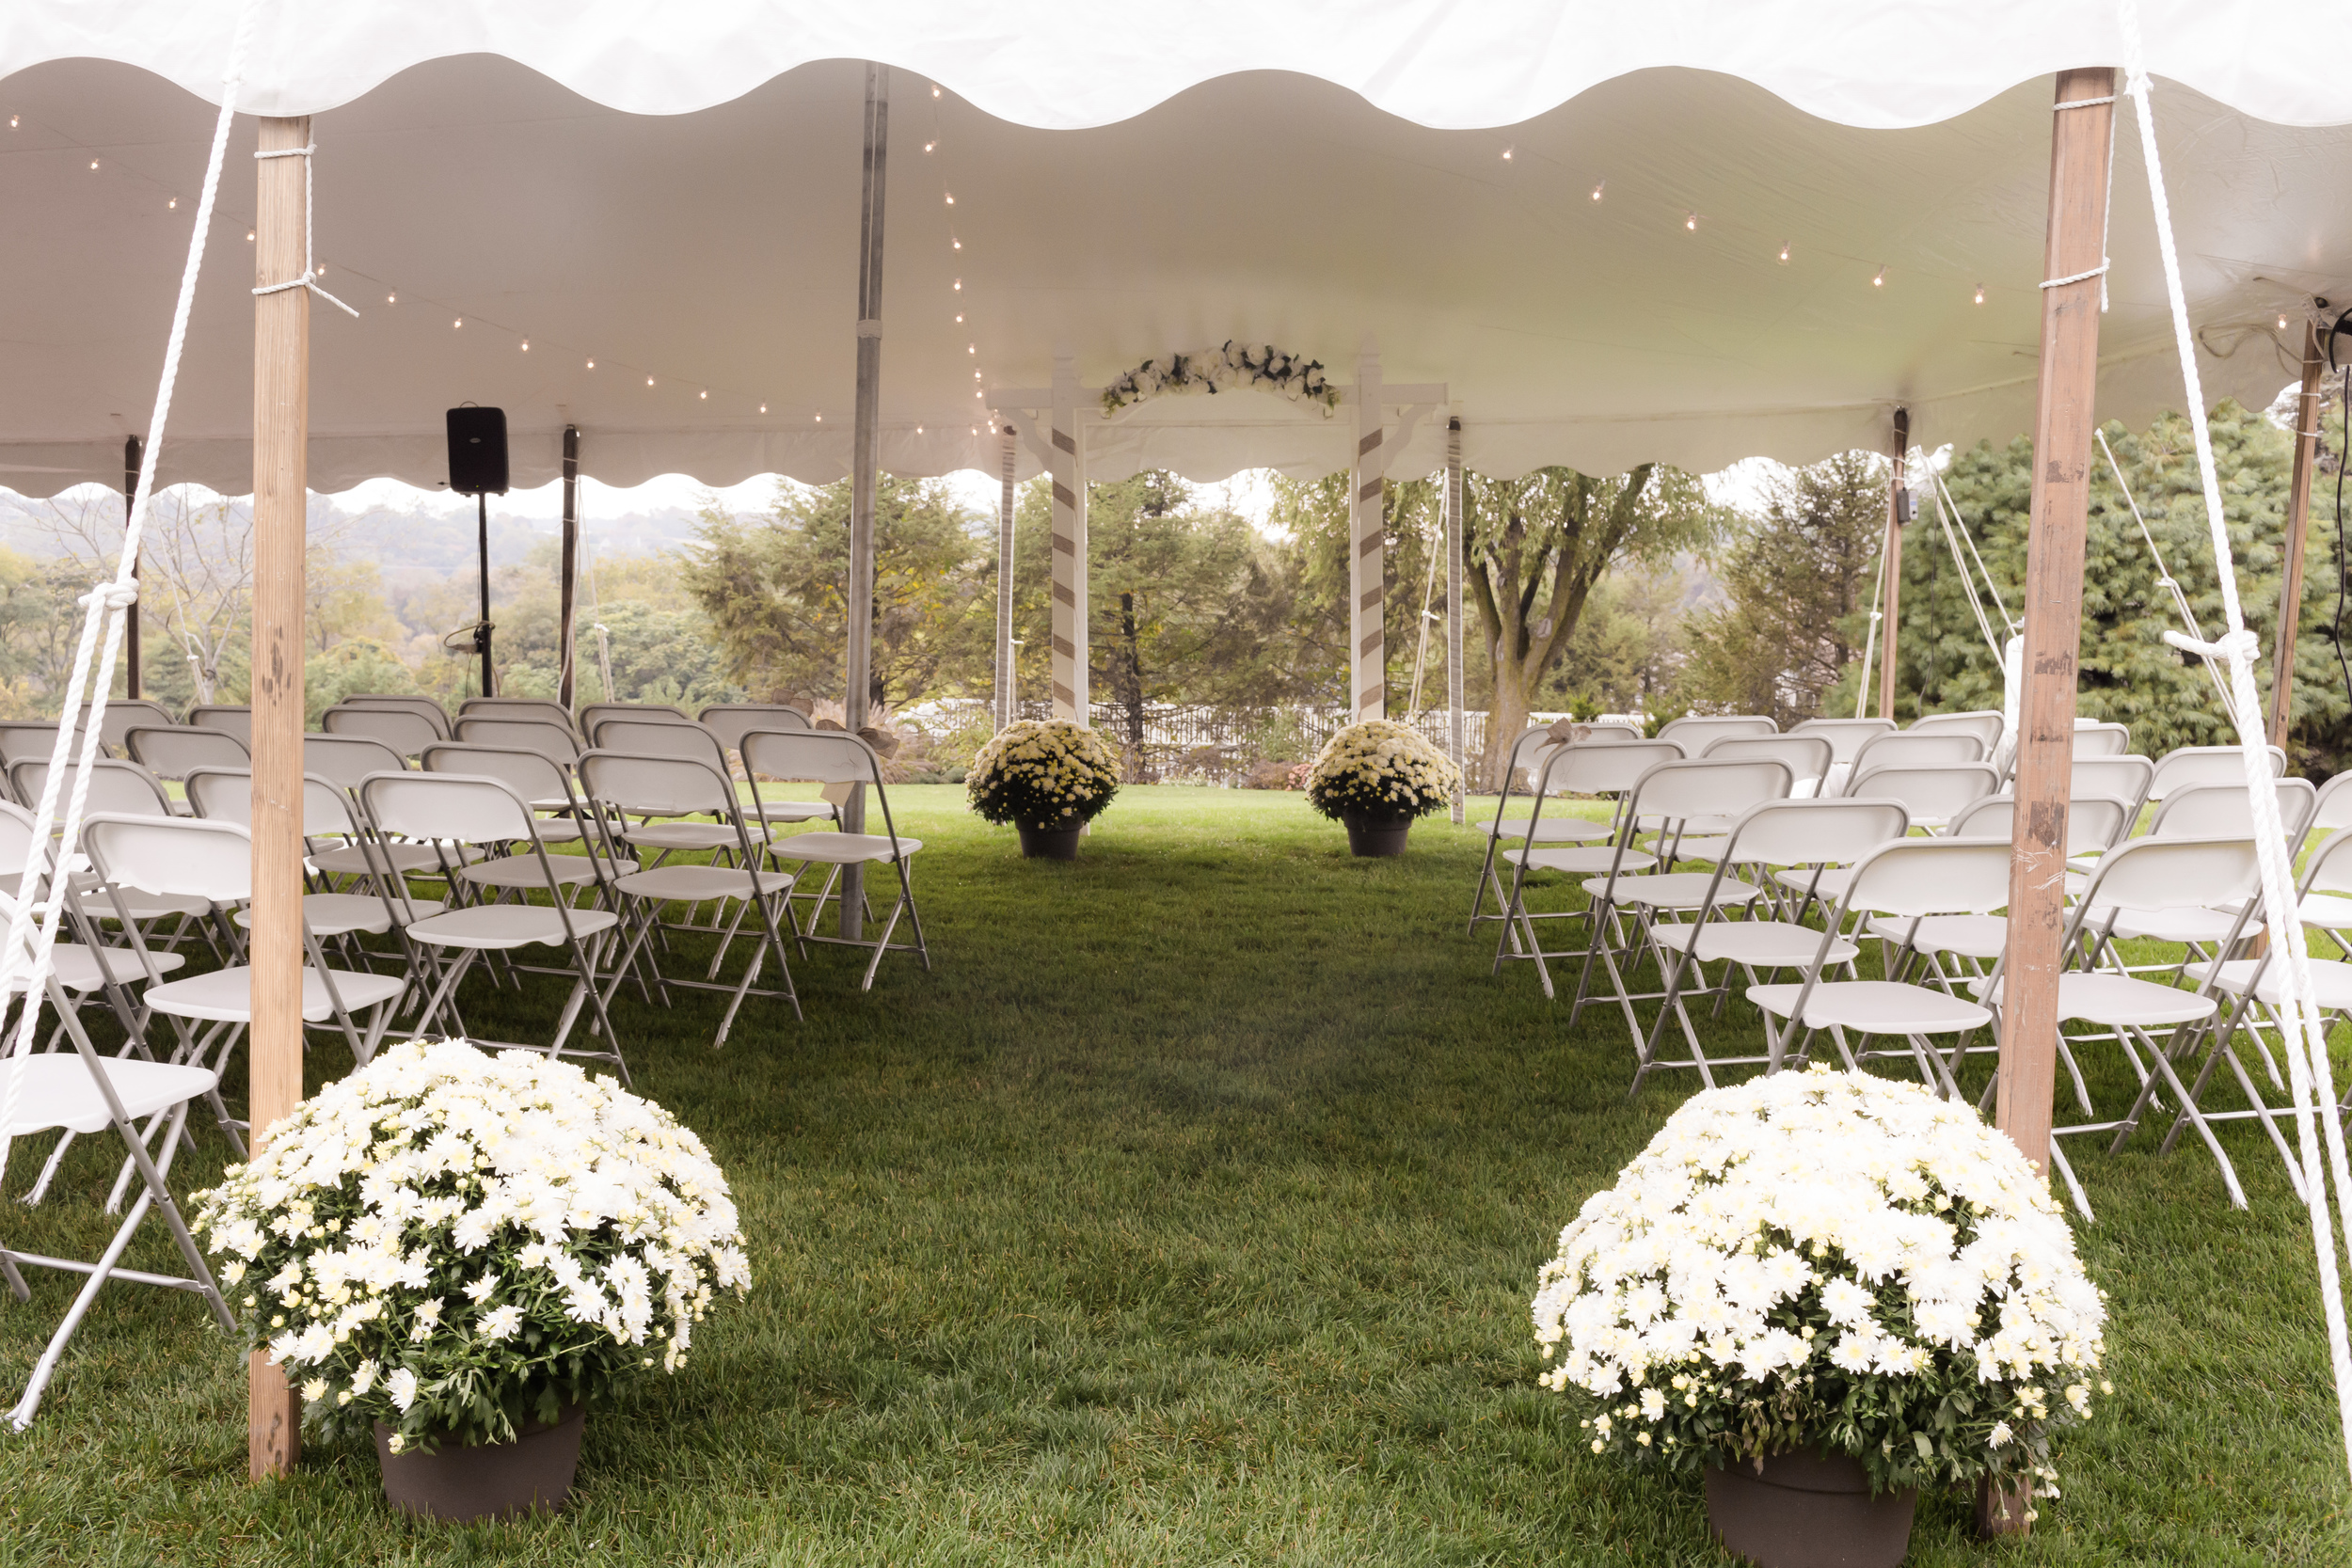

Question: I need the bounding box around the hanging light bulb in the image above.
[1590,180,1604,201]
[453,317,463,328]
[945,193,955,205]
[646,375,655,387]
[6,116,16,129]
[758,403,768,414]
[1778,243,1790,263]
[1685,213,1697,230]
[699,388,707,399]
[952,238,961,249]
[931,84,942,98]
[924,140,935,152]
[586,356,596,369]
[917,425,925,434]
[2280,313,2292,330]
[88,159,99,170]
[167,196,178,210]
[387,292,396,304]
[520,339,530,352]
[1872,267,1885,287]
[1501,146,1514,162]
[246,230,255,242]
[1974,284,1985,305]
[816,413,823,421]
[968,344,977,354]
[953,278,962,291]
[955,313,964,323]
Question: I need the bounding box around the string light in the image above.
[931,84,941,98]
[945,193,955,205]
[453,317,463,328]
[916,425,924,434]
[645,375,655,386]
[585,357,595,369]
[167,196,177,210]
[6,116,15,129]
[924,140,936,152]
[1872,267,1885,287]
[968,344,977,354]
[758,403,767,414]
[954,278,962,291]
[1778,243,1790,263]
[952,238,961,249]
[955,313,964,323]
[1974,284,1985,305]
[246,230,254,242]
[1684,212,1697,230]
[816,413,823,422]
[1501,146,1514,162]
[387,292,396,304]
[519,339,529,352]
[2280,313,2291,330]
[1590,181,1604,201]
[87,159,99,170]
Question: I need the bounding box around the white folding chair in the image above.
[1468,728,1616,937]
[1698,734,1833,798]
[2146,743,2285,803]
[577,749,800,1041]
[1486,738,1686,991]
[2299,770,2352,859]
[421,741,589,845]
[1908,710,2006,752]
[1749,835,2013,1097]
[10,759,215,951]
[584,720,751,861]
[458,697,578,732]
[581,703,692,738]
[1563,757,1794,1041]
[322,703,445,759]
[74,700,177,754]
[184,705,252,745]
[1637,798,1911,1096]
[0,726,65,783]
[302,732,408,789]
[358,771,628,1076]
[740,729,930,990]
[1656,714,1777,750]
[1979,836,2265,1218]
[1843,762,2000,832]
[2072,721,2133,758]
[338,695,454,734]
[700,704,813,748]
[2097,781,2316,980]
[453,716,583,769]
[0,935,230,1428]
[124,725,248,784]
[1838,731,1985,792]
[83,813,406,1082]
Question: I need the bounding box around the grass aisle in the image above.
[0,784,2344,1564]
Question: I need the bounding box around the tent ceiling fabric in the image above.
[3,4,2350,497]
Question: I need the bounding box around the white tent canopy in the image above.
[5,1,2351,498]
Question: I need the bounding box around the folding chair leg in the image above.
[2047,1137,2097,1222]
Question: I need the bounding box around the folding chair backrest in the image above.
[459,697,577,732]
[2310,771,2352,840]
[1579,722,1643,744]
[186,705,253,744]
[579,749,737,821]
[1657,715,1776,748]
[740,728,884,786]
[1623,757,1792,822]
[1534,738,1686,797]
[338,695,453,736]
[1790,717,1898,763]
[2148,744,2285,801]
[2078,834,2261,915]
[82,812,252,902]
[2149,779,2317,846]
[421,743,575,806]
[2070,754,2153,816]
[2303,827,2352,897]
[125,724,249,780]
[1845,763,2000,824]
[453,716,581,766]
[0,799,39,877]
[10,757,174,819]
[323,704,444,757]
[302,733,408,787]
[589,718,728,767]
[0,723,63,768]
[580,703,691,739]
[184,767,357,837]
[77,699,177,750]
[2072,721,2133,757]
[1844,731,1985,783]
[361,771,538,847]
[1700,735,1834,790]
[1721,798,1908,867]
[1908,711,2006,752]
[1842,837,2015,917]
[1944,794,2131,857]
[699,704,812,749]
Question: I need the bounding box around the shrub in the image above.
[965,719,1121,827]
[1304,720,1461,821]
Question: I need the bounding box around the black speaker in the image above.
[446,405,509,496]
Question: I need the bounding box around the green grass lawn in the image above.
[0,784,2346,1564]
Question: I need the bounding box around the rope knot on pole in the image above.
[249,144,358,317]
[79,582,138,612]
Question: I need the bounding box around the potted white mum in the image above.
[194,1039,751,1522]
[966,718,1122,859]
[1305,720,1461,856]
[1532,1069,2107,1568]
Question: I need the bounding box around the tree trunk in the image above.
[1119,590,1147,781]
[1482,650,1534,792]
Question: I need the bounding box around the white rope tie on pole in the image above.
[2120,0,2352,1482]
[250,143,358,318]
[0,0,262,1147]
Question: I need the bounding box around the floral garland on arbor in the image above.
[1100,341,1340,418]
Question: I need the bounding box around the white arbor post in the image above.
[993,421,1018,730]
[1350,344,1386,721]
[1048,353,1089,722]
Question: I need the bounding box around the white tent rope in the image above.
[0,0,260,1143]
[1852,559,1884,721]
[2120,0,2352,1482]
[250,144,358,318]
[2093,425,2242,727]
[1931,468,2019,635]
[1925,473,2004,659]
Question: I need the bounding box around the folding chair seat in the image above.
[1867,795,2131,988]
[1747,835,2013,1097]
[10,759,215,932]
[1483,738,1684,978]
[322,703,443,759]
[578,750,801,1041]
[1557,757,1794,1037]
[740,729,930,991]
[587,720,758,858]
[358,771,628,1076]
[184,705,252,745]
[184,768,447,941]
[1969,835,2265,1219]
[123,725,248,784]
[1468,728,1622,937]
[2100,781,2314,966]
[1635,798,1910,1094]
[0,803,183,1055]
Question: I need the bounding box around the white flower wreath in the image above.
[1101,341,1340,418]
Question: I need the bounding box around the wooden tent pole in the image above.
[1996,69,2118,1203]
[247,112,310,1482]
[1878,407,1909,720]
[122,436,142,701]
[842,61,888,941]
[2269,319,2326,744]
[558,425,580,710]
[1445,417,1465,824]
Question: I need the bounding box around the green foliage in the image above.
[1540,566,1695,715]
[683,476,993,710]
